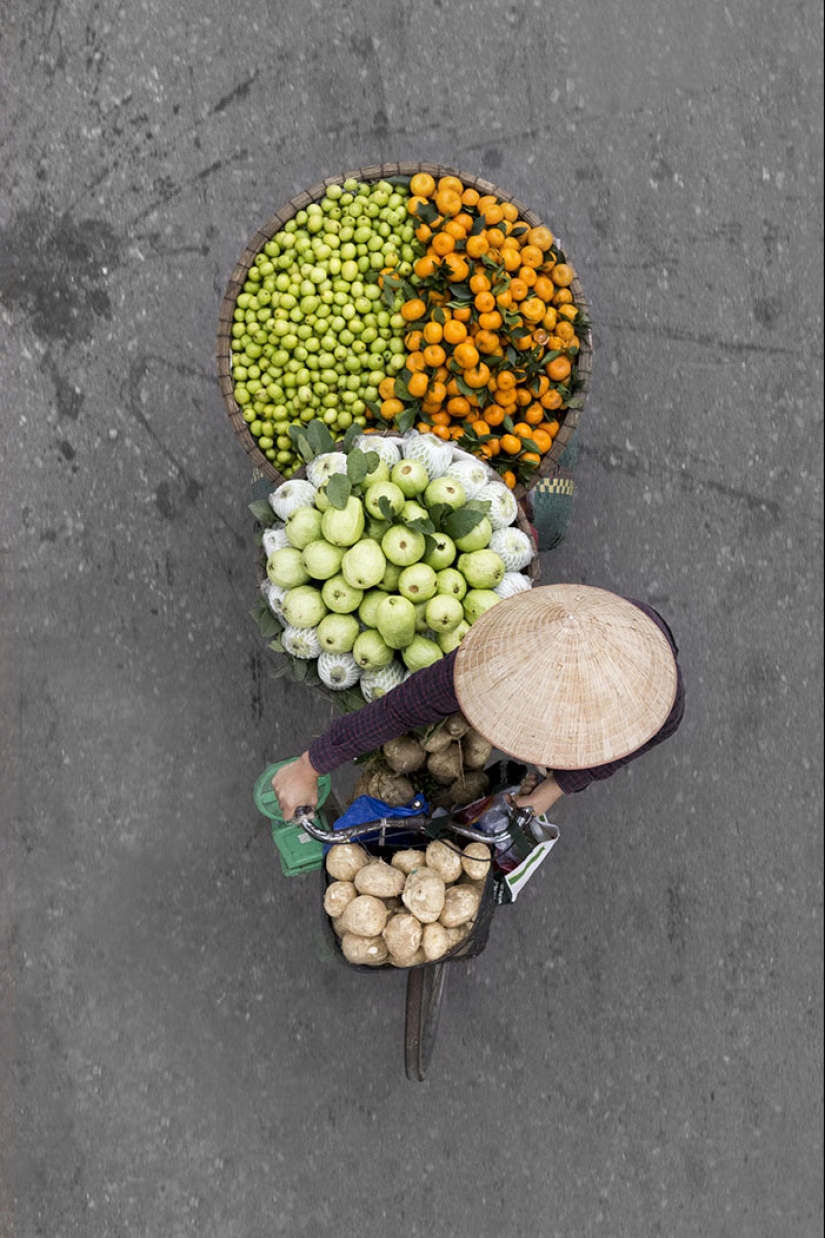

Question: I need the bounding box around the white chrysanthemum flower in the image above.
[354,435,402,467]
[268,478,317,521]
[488,526,535,572]
[359,659,406,702]
[443,457,492,500]
[475,481,519,530]
[262,525,291,557]
[402,430,453,478]
[306,452,349,489]
[317,651,361,690]
[280,625,323,660]
[493,571,534,599]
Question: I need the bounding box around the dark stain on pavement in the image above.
[0,203,121,345]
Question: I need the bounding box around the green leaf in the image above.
[325,473,352,508]
[306,420,335,457]
[259,610,281,638]
[426,501,452,529]
[363,398,381,418]
[393,375,412,402]
[249,499,275,526]
[470,214,487,236]
[408,516,435,535]
[290,659,309,682]
[346,451,369,485]
[269,633,285,654]
[340,422,362,453]
[396,408,418,434]
[442,507,486,539]
[433,305,446,325]
[296,436,315,463]
[412,200,439,224]
[376,495,396,522]
[268,660,290,679]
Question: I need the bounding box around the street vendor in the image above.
[271,584,685,820]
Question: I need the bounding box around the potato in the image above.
[461,842,492,882]
[427,744,463,785]
[325,843,370,883]
[391,848,426,875]
[461,729,493,770]
[338,894,389,937]
[382,912,423,962]
[402,868,447,924]
[425,839,463,884]
[354,859,406,898]
[341,933,389,966]
[421,921,453,962]
[447,770,490,804]
[323,880,357,919]
[382,734,426,773]
[440,883,481,928]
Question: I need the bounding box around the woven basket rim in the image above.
[217,161,593,497]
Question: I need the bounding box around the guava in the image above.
[301,539,345,581]
[341,539,387,590]
[423,476,466,511]
[321,496,366,547]
[321,574,364,614]
[365,516,391,541]
[285,506,324,550]
[463,589,501,624]
[267,547,311,589]
[282,585,328,629]
[357,589,386,629]
[381,524,426,567]
[401,635,444,672]
[391,459,429,498]
[376,560,403,591]
[399,500,430,525]
[425,594,465,633]
[397,562,438,603]
[457,549,506,590]
[413,600,430,632]
[454,516,493,552]
[361,457,391,488]
[352,628,395,671]
[423,533,457,571]
[436,619,470,652]
[313,484,332,512]
[376,594,417,649]
[436,567,468,601]
[364,480,406,519]
[316,612,360,653]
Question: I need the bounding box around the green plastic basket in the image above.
[254,760,333,877]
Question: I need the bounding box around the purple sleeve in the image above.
[554,600,685,794]
[308,651,461,774]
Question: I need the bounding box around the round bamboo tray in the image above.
[218,162,593,499]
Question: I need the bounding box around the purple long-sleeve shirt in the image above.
[308,600,684,794]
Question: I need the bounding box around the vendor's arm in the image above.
[271,750,322,821]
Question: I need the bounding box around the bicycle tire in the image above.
[404,963,449,1081]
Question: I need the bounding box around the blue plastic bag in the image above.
[331,793,429,834]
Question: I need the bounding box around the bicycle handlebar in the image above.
[292,808,516,849]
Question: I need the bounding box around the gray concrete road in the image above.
[2,2,822,1236]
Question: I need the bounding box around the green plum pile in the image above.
[229,178,421,477]
[256,430,537,706]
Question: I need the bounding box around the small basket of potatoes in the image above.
[322,830,498,972]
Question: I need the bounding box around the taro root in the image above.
[426,743,463,785]
[422,727,454,754]
[371,770,416,807]
[341,933,389,966]
[421,921,453,962]
[461,729,493,770]
[354,859,406,899]
[461,842,492,882]
[325,843,370,883]
[446,770,489,804]
[387,947,427,969]
[425,838,463,884]
[402,868,447,924]
[382,912,423,963]
[439,883,481,928]
[382,734,427,774]
[445,712,470,738]
[323,880,358,919]
[338,894,389,938]
[391,848,427,875]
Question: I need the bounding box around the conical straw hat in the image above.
[453,584,678,769]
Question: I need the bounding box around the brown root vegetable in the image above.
[391,849,427,875]
[421,921,454,962]
[446,770,490,804]
[422,726,454,754]
[338,894,389,937]
[445,711,470,738]
[427,744,463,785]
[372,770,416,807]
[382,734,427,774]
[341,933,389,966]
[387,948,427,969]
[402,868,447,923]
[425,838,463,884]
[461,842,492,882]
[325,843,370,883]
[461,729,493,770]
[354,859,406,899]
[323,880,358,919]
[382,912,423,963]
[439,883,481,928]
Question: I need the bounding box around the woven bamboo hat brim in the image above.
[453,585,678,769]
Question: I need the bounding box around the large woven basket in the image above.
[217,162,593,499]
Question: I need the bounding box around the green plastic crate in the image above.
[253,760,333,876]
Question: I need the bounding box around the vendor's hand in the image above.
[272,752,321,821]
[513,771,564,816]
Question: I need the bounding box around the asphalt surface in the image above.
[1,2,823,1236]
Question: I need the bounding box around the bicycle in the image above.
[293,787,557,1082]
